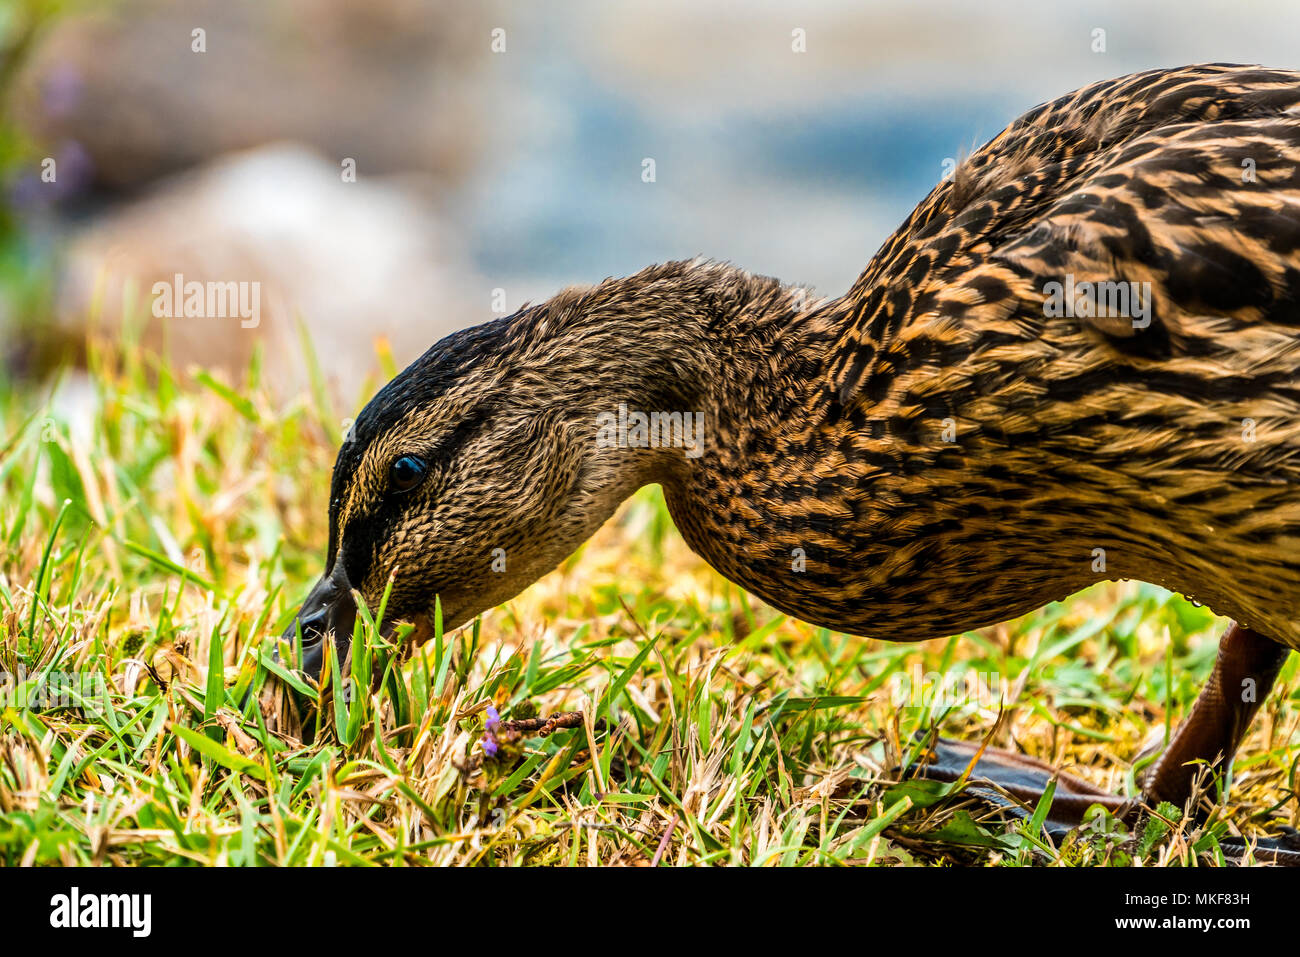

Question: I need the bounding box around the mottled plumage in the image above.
[289,60,1300,651]
[281,65,1300,847]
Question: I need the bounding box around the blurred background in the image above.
[3,0,1300,407]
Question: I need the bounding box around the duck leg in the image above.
[909,623,1296,859]
[1142,623,1290,810]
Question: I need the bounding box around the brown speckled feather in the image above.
[678,64,1300,648]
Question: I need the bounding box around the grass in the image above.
[0,330,1297,867]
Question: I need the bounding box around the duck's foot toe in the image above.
[907,737,1300,865]
[1218,828,1300,866]
[906,736,1131,840]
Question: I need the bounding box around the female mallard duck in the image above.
[279,63,1300,854]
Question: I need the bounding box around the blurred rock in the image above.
[14,0,495,194]
[56,143,483,401]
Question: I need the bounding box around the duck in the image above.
[275,63,1300,860]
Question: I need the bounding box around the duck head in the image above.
[278,263,746,682]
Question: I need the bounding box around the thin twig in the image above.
[500,711,587,738]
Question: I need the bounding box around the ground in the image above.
[0,334,1296,866]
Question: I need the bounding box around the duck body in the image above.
[665,62,1300,650]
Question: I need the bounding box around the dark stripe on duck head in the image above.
[325,315,515,568]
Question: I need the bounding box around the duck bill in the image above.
[281,561,357,682]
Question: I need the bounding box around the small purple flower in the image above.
[482,705,501,757]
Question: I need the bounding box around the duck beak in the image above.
[281,560,357,682]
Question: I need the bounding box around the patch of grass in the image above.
[0,336,1297,866]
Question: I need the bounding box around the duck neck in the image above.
[534,261,834,534]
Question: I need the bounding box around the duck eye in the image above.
[389,455,427,493]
